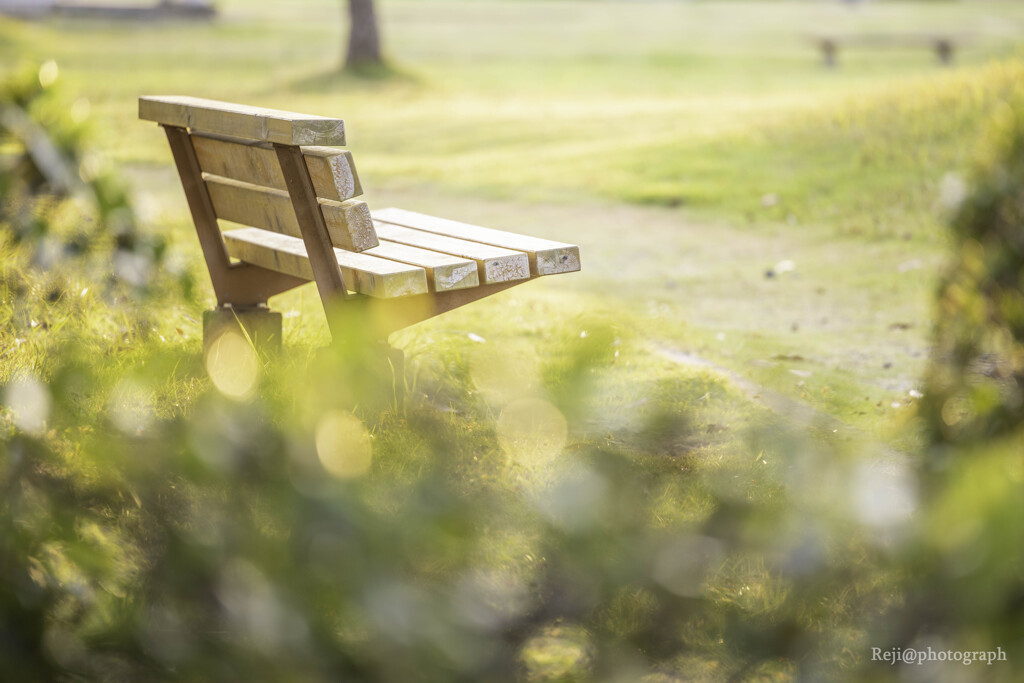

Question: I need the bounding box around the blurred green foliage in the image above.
[2,61,1024,683]
[872,95,1024,681]
[0,60,160,267]
[922,98,1024,448]
[0,60,191,373]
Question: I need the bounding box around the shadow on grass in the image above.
[286,60,422,94]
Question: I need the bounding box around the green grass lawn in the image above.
[3,0,1024,679]
[4,1,1021,419]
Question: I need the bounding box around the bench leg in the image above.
[203,305,283,355]
[820,40,838,68]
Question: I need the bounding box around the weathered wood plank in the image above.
[302,146,362,203]
[223,228,428,299]
[373,221,530,285]
[139,96,346,146]
[364,241,479,292]
[191,134,362,202]
[372,208,580,277]
[204,175,378,252]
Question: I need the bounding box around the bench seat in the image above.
[223,210,578,298]
[373,208,580,277]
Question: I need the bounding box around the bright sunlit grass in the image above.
[3,1,1024,679]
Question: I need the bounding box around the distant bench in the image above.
[811,34,961,67]
[139,96,580,361]
[0,1,215,19]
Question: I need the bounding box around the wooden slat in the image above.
[364,241,479,292]
[223,228,427,299]
[204,175,378,252]
[372,208,580,277]
[373,222,530,285]
[191,134,362,202]
[139,96,346,146]
[303,146,363,203]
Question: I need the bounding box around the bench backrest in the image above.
[139,96,377,253]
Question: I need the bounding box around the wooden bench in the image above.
[3,1,218,20]
[810,34,959,68]
[139,96,580,358]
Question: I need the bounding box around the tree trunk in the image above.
[344,0,382,70]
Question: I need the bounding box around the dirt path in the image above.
[653,345,847,431]
[373,186,939,424]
